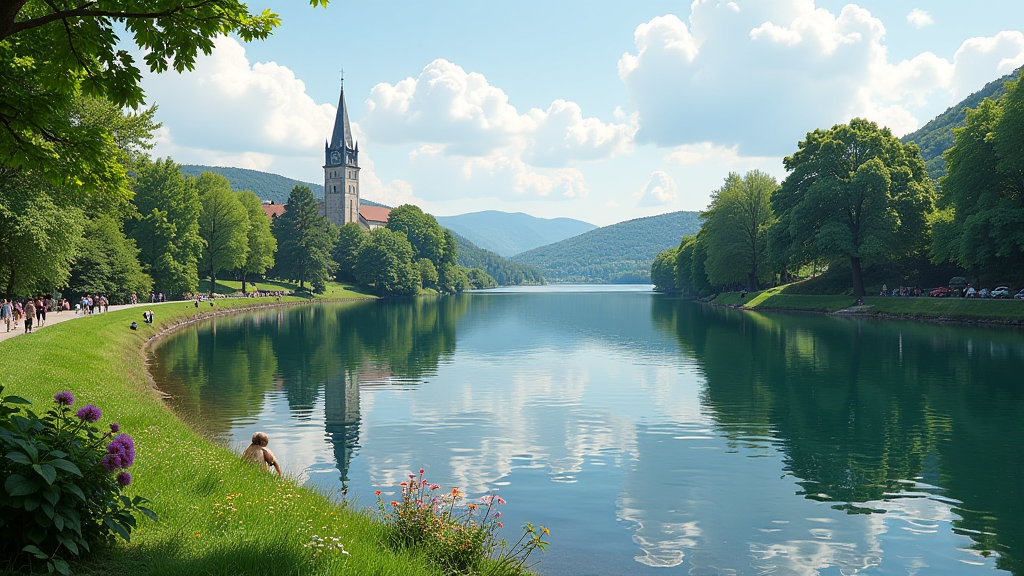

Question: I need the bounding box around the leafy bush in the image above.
[376,470,548,575]
[0,386,155,575]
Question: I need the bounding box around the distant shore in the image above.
[708,289,1024,326]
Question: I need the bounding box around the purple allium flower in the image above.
[109,422,120,433]
[75,404,101,423]
[105,434,136,469]
[116,472,131,487]
[53,391,74,406]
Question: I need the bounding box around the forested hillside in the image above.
[452,233,545,285]
[512,211,701,283]
[901,67,1020,180]
[437,210,596,257]
[178,165,388,207]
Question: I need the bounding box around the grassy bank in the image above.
[197,279,374,299]
[1,294,447,576]
[712,285,1024,323]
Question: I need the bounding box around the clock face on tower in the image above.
[331,151,340,165]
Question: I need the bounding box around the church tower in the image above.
[324,79,360,227]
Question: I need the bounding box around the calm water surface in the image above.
[150,286,1024,575]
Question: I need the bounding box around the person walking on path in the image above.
[1,299,12,332]
[35,296,45,327]
[23,299,35,334]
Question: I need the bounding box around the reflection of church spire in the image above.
[324,367,361,483]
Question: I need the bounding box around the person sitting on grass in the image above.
[242,432,282,476]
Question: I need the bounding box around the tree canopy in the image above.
[272,185,336,293]
[197,173,249,289]
[0,0,326,188]
[700,170,778,291]
[771,118,934,296]
[236,189,276,292]
[355,227,420,296]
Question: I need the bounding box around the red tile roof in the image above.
[262,203,287,219]
[360,205,391,223]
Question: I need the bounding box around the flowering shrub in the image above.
[376,469,548,575]
[0,386,156,575]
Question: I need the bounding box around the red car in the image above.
[930,286,953,297]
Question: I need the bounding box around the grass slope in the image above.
[0,295,450,576]
[512,211,702,283]
[437,211,596,258]
[196,279,374,298]
[714,285,1024,323]
[901,67,1021,180]
[451,233,545,286]
[178,165,388,208]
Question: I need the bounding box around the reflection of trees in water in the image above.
[652,298,1024,573]
[152,297,469,482]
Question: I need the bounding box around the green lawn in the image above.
[713,286,1024,322]
[0,296,440,576]
[197,279,375,300]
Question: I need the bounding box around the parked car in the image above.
[1015,288,1024,300]
[979,288,991,298]
[930,286,952,297]
[966,287,977,298]
[992,286,1011,298]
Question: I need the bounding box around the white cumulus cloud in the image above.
[619,1,1024,154]
[634,171,677,207]
[907,9,934,29]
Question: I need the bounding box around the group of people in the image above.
[880,284,923,297]
[1,296,68,334]
[77,295,110,315]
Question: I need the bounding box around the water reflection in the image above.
[150,290,1024,575]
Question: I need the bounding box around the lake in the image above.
[149,286,1024,575]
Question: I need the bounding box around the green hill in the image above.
[901,67,1020,180]
[178,164,388,207]
[512,211,702,283]
[451,232,545,285]
[436,210,596,257]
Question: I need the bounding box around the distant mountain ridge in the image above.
[178,165,388,207]
[512,211,702,283]
[436,210,596,257]
[451,232,545,285]
[901,67,1021,180]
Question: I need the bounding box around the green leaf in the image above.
[25,495,40,511]
[4,395,31,405]
[22,544,46,559]
[104,517,131,542]
[48,459,81,476]
[41,501,55,519]
[5,473,39,496]
[53,513,64,531]
[5,451,33,465]
[33,463,57,484]
[65,484,86,502]
[139,506,159,521]
[53,557,70,576]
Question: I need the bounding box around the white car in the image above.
[966,287,977,298]
[991,286,1011,299]
[1015,289,1024,300]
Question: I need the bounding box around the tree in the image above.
[416,258,439,289]
[386,204,449,265]
[235,190,276,293]
[197,172,249,291]
[0,0,326,188]
[127,157,203,297]
[700,170,778,291]
[674,236,697,295]
[772,118,935,296]
[0,169,84,296]
[932,71,1024,279]
[273,185,337,293]
[465,267,497,289]
[437,263,470,293]
[67,216,152,302]
[354,228,420,296]
[650,247,678,292]
[332,222,366,283]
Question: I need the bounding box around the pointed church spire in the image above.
[329,76,354,150]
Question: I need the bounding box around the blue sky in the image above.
[142,1,1024,226]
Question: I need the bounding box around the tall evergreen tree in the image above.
[128,158,203,297]
[197,172,249,292]
[333,222,367,283]
[273,185,337,293]
[235,190,276,293]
